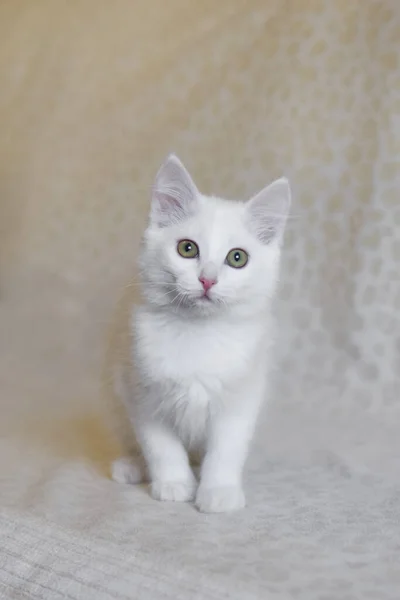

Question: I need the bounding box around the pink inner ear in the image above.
[157,193,182,210]
[151,190,190,227]
[156,192,185,220]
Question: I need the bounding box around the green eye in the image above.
[177,239,199,259]
[226,248,249,268]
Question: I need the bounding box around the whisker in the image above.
[176,291,187,311]
[157,289,176,300]
[171,292,182,306]
[124,280,173,289]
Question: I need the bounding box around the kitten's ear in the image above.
[150,154,199,227]
[246,177,291,244]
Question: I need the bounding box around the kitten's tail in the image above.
[110,364,147,484]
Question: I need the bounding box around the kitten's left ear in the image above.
[150,154,199,227]
[246,177,291,244]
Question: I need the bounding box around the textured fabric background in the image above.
[0,1,399,598]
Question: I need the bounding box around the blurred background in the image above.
[0,0,399,484]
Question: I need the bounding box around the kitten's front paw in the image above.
[150,480,197,503]
[195,485,245,513]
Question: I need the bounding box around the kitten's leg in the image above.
[138,420,197,502]
[196,383,263,513]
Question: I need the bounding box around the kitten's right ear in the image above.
[150,154,199,227]
[246,177,291,244]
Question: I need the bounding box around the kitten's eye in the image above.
[226,248,248,268]
[177,239,199,259]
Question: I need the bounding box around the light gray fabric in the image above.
[1,409,399,600]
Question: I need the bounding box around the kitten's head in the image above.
[140,154,290,317]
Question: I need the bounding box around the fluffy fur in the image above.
[112,154,290,513]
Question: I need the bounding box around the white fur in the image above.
[112,154,290,513]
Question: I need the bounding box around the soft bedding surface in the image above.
[0,1,399,599]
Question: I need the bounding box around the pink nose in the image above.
[199,277,217,292]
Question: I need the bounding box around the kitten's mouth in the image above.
[183,291,214,307]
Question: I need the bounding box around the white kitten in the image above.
[111,154,290,513]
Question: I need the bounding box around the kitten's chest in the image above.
[134,310,261,391]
